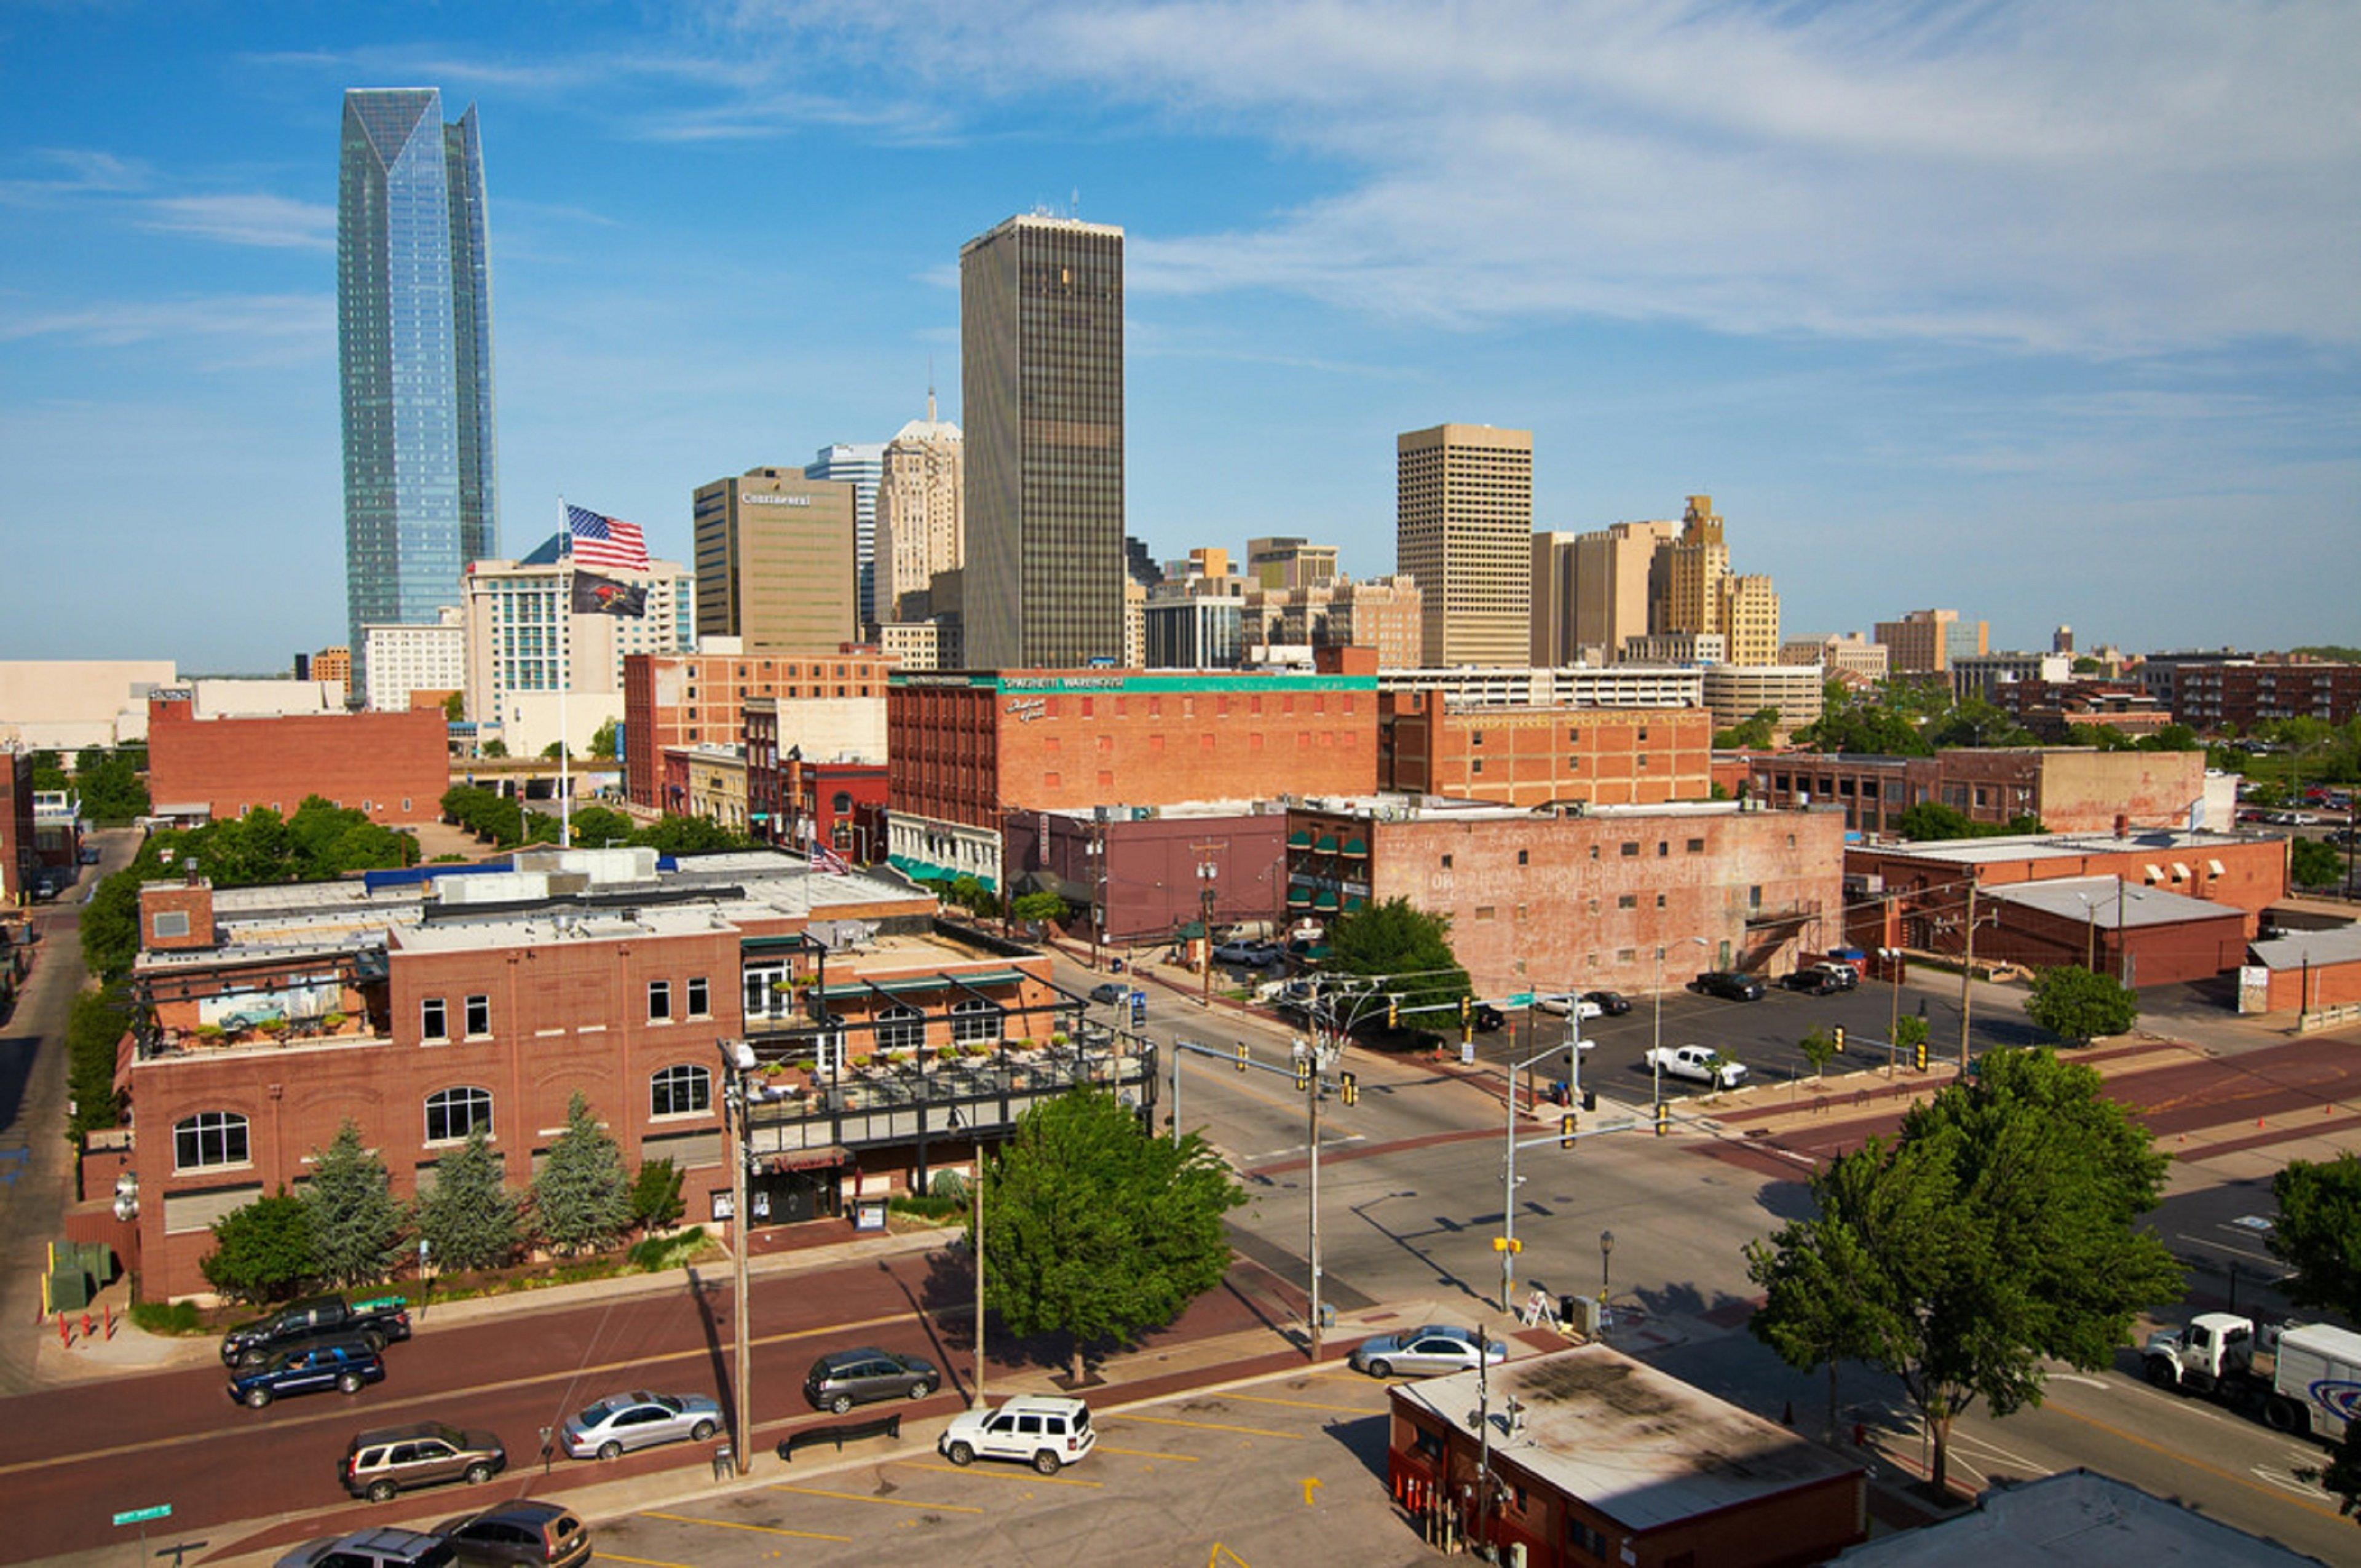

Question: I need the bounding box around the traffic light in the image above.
[1340,1071,1359,1107]
[1294,1055,1312,1092]
[1387,995,1400,1029]
[1460,996,1471,1026]
[1560,1113,1578,1149]
[1236,1041,1249,1074]
[1832,1025,1846,1054]
[1653,1100,1671,1138]
[1492,1236,1523,1254]
[1914,1039,1929,1072]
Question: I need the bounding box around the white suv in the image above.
[938,1395,1097,1474]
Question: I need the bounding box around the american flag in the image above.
[809,841,852,876]
[565,504,651,574]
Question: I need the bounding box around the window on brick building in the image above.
[687,976,710,1018]
[1657,841,1669,857]
[1517,849,1529,865]
[425,1086,492,1144]
[174,1111,249,1172]
[1688,837,1705,853]
[1621,842,1639,857]
[464,995,489,1037]
[648,980,673,1022]
[421,997,448,1042]
[1618,894,1638,909]
[1475,906,1496,921]
[652,1064,711,1117]
[1441,854,1453,869]
[1471,758,1484,774]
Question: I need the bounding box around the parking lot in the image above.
[590,1364,1436,1568]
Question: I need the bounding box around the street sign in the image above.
[113,1506,171,1527]
[1500,991,1535,1008]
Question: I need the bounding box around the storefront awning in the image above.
[767,1145,850,1173]
[1343,894,1367,912]
[1287,830,1313,849]
[813,968,1027,1000]
[1341,837,1369,857]
[1287,887,1313,906]
[1314,834,1340,853]
[1313,890,1339,910]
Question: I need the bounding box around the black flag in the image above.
[570,570,647,617]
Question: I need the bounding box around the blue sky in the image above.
[2,0,2354,671]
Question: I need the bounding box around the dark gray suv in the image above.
[274,1528,455,1568]
[804,1347,938,1413]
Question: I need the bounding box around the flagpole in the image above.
[558,494,572,852]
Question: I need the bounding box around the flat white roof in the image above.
[1394,1345,1857,1532]
[1833,1468,2317,1566]
[1983,876,2241,929]
[2249,922,2361,972]
[1862,830,2252,865]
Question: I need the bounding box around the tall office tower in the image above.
[960,213,1126,668]
[806,441,886,632]
[693,468,856,654]
[338,88,498,685]
[1875,608,1987,673]
[1717,573,1782,665]
[1246,536,1340,590]
[1530,531,1577,665]
[1573,520,1678,662]
[462,540,695,754]
[874,392,963,622]
[1396,424,1533,668]
[1657,496,1729,638]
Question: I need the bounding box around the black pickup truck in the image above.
[220,1293,413,1367]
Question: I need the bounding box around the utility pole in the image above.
[1086,825,1105,972]
[1306,1031,1326,1363]
[1190,838,1224,1010]
[1958,878,1977,1074]
[971,1141,987,1409]
[720,1040,754,1475]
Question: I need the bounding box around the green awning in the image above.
[1342,837,1369,857]
[1176,919,1206,940]
[1286,830,1313,849]
[1287,886,1313,906]
[814,968,1027,1000]
[1313,890,1339,910]
[1314,834,1340,853]
[1343,894,1366,912]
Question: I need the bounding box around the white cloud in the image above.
[0,293,331,353]
[139,193,335,251]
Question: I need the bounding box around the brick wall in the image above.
[1383,699,1710,806]
[146,699,446,826]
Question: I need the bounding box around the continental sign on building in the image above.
[893,670,1375,695]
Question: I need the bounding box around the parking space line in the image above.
[770,1483,986,1513]
[882,1459,1104,1487]
[1217,1390,1382,1415]
[1109,1411,1305,1439]
[642,1510,853,1543]
[599,1553,702,1568]
[1093,1444,1203,1461]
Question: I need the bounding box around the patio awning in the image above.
[1341,837,1369,857]
[1287,830,1313,849]
[1287,886,1313,906]
[1313,890,1340,910]
[1343,893,1366,912]
[813,968,1027,1000]
[1314,834,1340,853]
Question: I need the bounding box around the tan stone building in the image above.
[1397,424,1532,668]
[1701,664,1825,734]
[1252,576,1426,670]
[873,397,963,624]
[1572,520,1676,663]
[694,468,857,654]
[1782,632,1888,681]
[1245,536,1338,590]
[1875,608,1987,675]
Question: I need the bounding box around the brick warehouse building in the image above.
[1002,803,1294,948]
[621,649,893,809]
[1379,695,1710,808]
[1283,797,1846,995]
[1,751,34,904]
[114,848,1142,1301]
[145,691,447,826]
[1746,746,2223,838]
[887,649,1381,891]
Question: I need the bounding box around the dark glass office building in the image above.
[339,88,499,681]
[959,215,1125,670]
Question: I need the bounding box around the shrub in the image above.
[888,1192,967,1222]
[130,1300,202,1335]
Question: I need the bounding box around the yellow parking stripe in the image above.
[599,1554,701,1568]
[1109,1411,1305,1440]
[1218,1391,1380,1415]
[1093,1444,1203,1461]
[884,1459,1105,1487]
[772,1483,986,1513]
[641,1510,852,1543]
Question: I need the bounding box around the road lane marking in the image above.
[883,1459,1104,1487]
[0,1307,919,1480]
[642,1510,852,1543]
[769,1483,984,1513]
[599,1553,701,1568]
[1093,1444,1202,1461]
[1109,1411,1305,1439]
[2043,1399,2351,1523]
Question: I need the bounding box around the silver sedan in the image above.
[559,1390,722,1460]
[1348,1325,1509,1379]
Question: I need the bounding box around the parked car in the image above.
[1087,981,1131,1006]
[1643,1043,1747,1090]
[1469,1002,1506,1032]
[229,1336,386,1408]
[223,1293,412,1366]
[938,1395,1097,1474]
[344,1423,507,1503]
[1581,990,1632,1016]
[804,1347,939,1413]
[559,1391,722,1460]
[1782,964,1859,996]
[1349,1324,1509,1379]
[432,1503,591,1568]
[1214,938,1284,967]
[1692,970,1766,1002]
[1533,992,1603,1020]
[275,1529,455,1568]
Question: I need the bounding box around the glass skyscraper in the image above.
[338,88,499,682]
[805,441,885,632]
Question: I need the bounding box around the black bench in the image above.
[776,1411,902,1462]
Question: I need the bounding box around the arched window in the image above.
[832,791,853,815]
[424,1086,493,1144]
[652,1063,712,1118]
[875,1002,924,1054]
[174,1111,249,1171]
[951,996,1002,1045]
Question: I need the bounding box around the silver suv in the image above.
[342,1422,507,1503]
[275,1529,456,1568]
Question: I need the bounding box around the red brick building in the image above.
[145,693,446,826]
[887,650,1382,891]
[622,650,894,809]
[740,710,890,863]
[2144,657,2361,732]
[1284,798,1846,994]
[1387,1346,1864,1568]
[117,849,1141,1300]
[1747,747,2215,837]
[1003,805,1292,947]
[2247,927,2361,1017]
[1979,876,2251,986]
[1,752,34,905]
[1380,697,1710,807]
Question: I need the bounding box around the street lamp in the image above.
[1501,1028,1582,1314]
[1195,857,1220,1008]
[1085,829,1107,972]
[1599,1229,1615,1302]
[1653,938,1710,1128]
[716,1037,757,1475]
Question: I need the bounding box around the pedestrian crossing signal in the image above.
[1560,1113,1578,1149]
[1340,1071,1358,1107]
[1492,1236,1522,1254]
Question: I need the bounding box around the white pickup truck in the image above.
[1643,1044,1747,1090]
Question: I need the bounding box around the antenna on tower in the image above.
[927,354,936,424]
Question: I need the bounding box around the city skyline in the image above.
[2,2,2355,668]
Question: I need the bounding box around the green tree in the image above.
[1892,1013,1929,1065]
[979,1088,1244,1382]
[636,814,748,854]
[79,868,146,982]
[1798,1026,1838,1082]
[531,1093,634,1257]
[2025,965,2139,1045]
[1713,707,1779,750]
[568,804,635,849]
[442,691,465,721]
[65,984,133,1141]
[410,1127,520,1273]
[74,753,149,820]
[2292,837,2344,889]
[540,740,568,761]
[1894,801,1977,842]
[588,718,619,759]
[2268,1155,2361,1318]
[1746,1048,2181,1494]
[481,738,509,759]
[303,1121,405,1289]
[1010,890,1068,927]
[200,1190,317,1304]
[1324,897,1469,1026]
[30,750,69,792]
[630,1157,687,1233]
[2146,724,2201,752]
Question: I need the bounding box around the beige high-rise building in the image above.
[1783,632,1889,681]
[1246,537,1339,590]
[1573,519,1677,662]
[1718,572,1781,666]
[961,213,1126,669]
[874,394,963,624]
[1658,496,1730,638]
[1329,576,1425,669]
[1530,531,1577,666]
[1875,608,1988,674]
[1397,424,1532,668]
[693,467,857,654]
